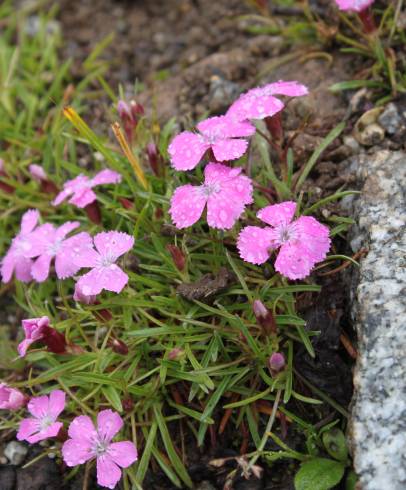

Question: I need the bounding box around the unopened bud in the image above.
[29,164,59,194]
[146,142,161,176]
[108,337,129,355]
[253,300,277,335]
[168,347,184,360]
[268,352,285,376]
[122,397,134,412]
[119,197,133,209]
[42,326,67,355]
[166,244,186,271]
[85,201,102,224]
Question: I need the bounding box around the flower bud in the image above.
[42,326,67,355]
[0,383,27,410]
[253,300,277,335]
[119,197,133,209]
[85,201,102,225]
[268,352,285,376]
[108,337,129,355]
[146,142,161,176]
[122,397,134,412]
[28,164,59,194]
[117,99,144,143]
[167,348,184,361]
[166,244,186,272]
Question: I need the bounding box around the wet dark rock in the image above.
[0,465,16,490]
[16,448,60,490]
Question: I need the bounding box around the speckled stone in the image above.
[348,150,406,490]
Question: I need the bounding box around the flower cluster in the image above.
[14,390,137,489]
[168,81,331,279]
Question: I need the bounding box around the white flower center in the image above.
[201,182,221,197]
[40,415,54,431]
[277,223,298,245]
[97,252,116,268]
[48,239,63,256]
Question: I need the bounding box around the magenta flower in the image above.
[28,221,93,282]
[62,409,138,489]
[237,201,330,279]
[170,163,253,230]
[29,164,48,182]
[168,115,255,171]
[1,210,41,283]
[17,390,65,443]
[226,80,308,122]
[334,0,374,12]
[74,231,134,296]
[52,169,122,209]
[0,383,27,410]
[18,316,67,357]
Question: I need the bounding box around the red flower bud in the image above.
[85,201,102,224]
[108,337,129,355]
[268,352,285,377]
[253,300,277,335]
[122,397,134,412]
[166,244,186,271]
[119,197,134,209]
[146,142,162,176]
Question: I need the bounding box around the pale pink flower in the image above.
[52,169,122,209]
[0,383,27,410]
[29,164,48,182]
[74,231,134,296]
[62,409,138,489]
[17,390,65,443]
[334,0,374,12]
[28,221,93,282]
[18,316,67,357]
[227,80,308,122]
[73,283,97,304]
[1,210,41,283]
[269,353,286,375]
[237,201,330,279]
[170,163,253,230]
[168,115,255,171]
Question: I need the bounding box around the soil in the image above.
[1,0,373,488]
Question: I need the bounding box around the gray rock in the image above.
[378,103,402,135]
[4,441,28,465]
[348,150,406,490]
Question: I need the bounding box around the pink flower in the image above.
[17,390,65,443]
[0,383,27,410]
[168,115,255,171]
[73,283,97,304]
[334,0,374,12]
[74,231,134,296]
[29,164,48,182]
[52,169,122,209]
[28,221,93,282]
[1,210,41,283]
[170,163,253,230]
[18,316,50,357]
[237,201,330,279]
[226,80,308,122]
[62,409,138,489]
[268,353,286,376]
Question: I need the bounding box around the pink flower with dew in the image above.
[18,316,50,357]
[334,0,374,12]
[74,231,134,296]
[29,164,48,182]
[168,115,255,171]
[62,409,138,489]
[170,163,253,230]
[1,210,41,283]
[73,283,97,304]
[237,201,330,280]
[28,221,93,282]
[0,383,26,410]
[52,169,122,209]
[226,80,308,122]
[17,390,65,444]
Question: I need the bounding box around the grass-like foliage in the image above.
[0,3,359,489]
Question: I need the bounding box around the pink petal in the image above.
[76,265,129,295]
[94,231,134,260]
[266,80,309,97]
[212,138,248,162]
[14,257,34,282]
[221,172,253,206]
[69,188,97,208]
[197,115,255,138]
[169,184,207,229]
[31,254,53,282]
[257,201,297,227]
[1,252,15,283]
[227,91,284,121]
[52,188,72,206]
[96,454,122,489]
[335,0,373,12]
[168,131,209,171]
[28,224,56,257]
[206,192,244,230]
[70,242,99,269]
[203,162,241,184]
[52,175,88,206]
[68,415,97,442]
[26,421,63,443]
[108,441,138,468]
[27,395,49,418]
[17,417,40,441]
[237,226,275,264]
[48,390,66,418]
[275,242,314,280]
[295,216,331,263]
[18,338,36,357]
[55,232,94,279]
[91,169,122,186]
[55,221,80,240]
[20,210,40,234]
[62,438,94,466]
[97,410,123,444]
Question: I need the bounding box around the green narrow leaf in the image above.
[102,386,123,412]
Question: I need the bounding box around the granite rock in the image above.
[348,150,406,490]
